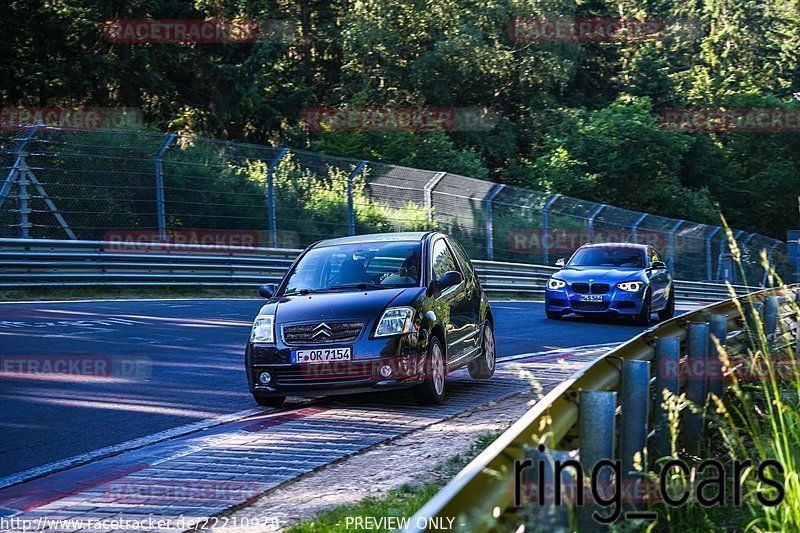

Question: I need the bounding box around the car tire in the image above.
[658,290,675,321]
[545,309,563,320]
[252,393,286,408]
[468,322,496,379]
[413,335,446,405]
[633,289,652,326]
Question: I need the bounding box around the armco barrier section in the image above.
[0,238,748,303]
[405,285,799,532]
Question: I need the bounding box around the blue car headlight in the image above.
[547,278,566,290]
[617,281,644,292]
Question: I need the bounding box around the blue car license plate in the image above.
[579,295,603,302]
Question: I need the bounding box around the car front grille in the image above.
[572,283,590,294]
[271,364,373,385]
[591,283,610,294]
[282,321,364,345]
[571,301,610,312]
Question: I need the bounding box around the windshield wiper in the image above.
[284,288,330,296]
[327,282,384,291]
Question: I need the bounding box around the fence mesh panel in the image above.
[0,125,788,285]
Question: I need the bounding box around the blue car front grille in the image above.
[572,283,590,294]
[591,283,610,294]
[571,301,610,312]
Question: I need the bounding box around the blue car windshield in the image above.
[568,247,645,268]
[284,241,422,294]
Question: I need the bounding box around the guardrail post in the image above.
[17,158,30,238]
[267,148,289,247]
[541,194,560,265]
[0,125,37,212]
[523,447,574,532]
[578,391,616,531]
[653,337,680,462]
[796,291,800,353]
[705,227,722,281]
[631,214,647,244]
[667,220,685,273]
[708,314,728,400]
[684,322,709,456]
[154,133,177,242]
[423,172,446,229]
[619,359,650,511]
[347,161,367,236]
[765,295,779,350]
[484,184,505,261]
[587,204,606,242]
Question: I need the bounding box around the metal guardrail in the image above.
[405,284,800,532]
[0,238,749,304]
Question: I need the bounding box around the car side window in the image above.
[449,239,476,284]
[649,248,662,265]
[431,239,459,282]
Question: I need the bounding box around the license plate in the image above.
[580,294,603,302]
[293,347,352,364]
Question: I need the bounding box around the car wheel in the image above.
[658,290,675,321]
[633,289,652,326]
[545,309,563,320]
[468,322,496,379]
[413,335,446,405]
[252,393,286,408]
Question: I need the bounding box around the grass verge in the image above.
[286,432,500,533]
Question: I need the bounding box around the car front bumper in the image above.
[246,332,425,397]
[545,285,646,316]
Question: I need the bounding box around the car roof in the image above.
[313,231,433,248]
[578,242,650,250]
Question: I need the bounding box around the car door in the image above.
[648,247,668,305]
[448,238,482,354]
[429,237,473,365]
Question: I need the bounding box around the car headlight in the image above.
[617,281,644,292]
[547,278,566,290]
[375,307,415,337]
[251,315,275,343]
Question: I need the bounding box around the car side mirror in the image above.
[555,258,566,267]
[429,271,463,297]
[651,261,667,271]
[259,283,278,298]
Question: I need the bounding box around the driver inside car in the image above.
[380,249,420,285]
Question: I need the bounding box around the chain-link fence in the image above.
[0,125,788,285]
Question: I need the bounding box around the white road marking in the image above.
[0,407,265,491]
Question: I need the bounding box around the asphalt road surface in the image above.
[0,298,657,478]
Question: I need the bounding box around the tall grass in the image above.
[648,217,800,532]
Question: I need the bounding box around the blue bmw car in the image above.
[544,243,674,325]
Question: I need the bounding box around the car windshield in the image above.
[568,247,645,268]
[283,241,422,294]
